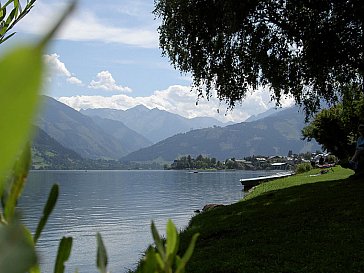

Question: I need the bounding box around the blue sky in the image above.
[9,0,294,122]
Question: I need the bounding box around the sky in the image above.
[8,0,294,122]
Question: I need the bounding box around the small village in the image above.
[167,151,337,171]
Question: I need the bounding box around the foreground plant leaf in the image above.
[166,219,179,262]
[34,184,59,244]
[0,0,37,44]
[54,236,73,273]
[0,45,43,197]
[151,221,165,260]
[0,217,37,273]
[96,233,108,273]
[3,143,31,221]
[0,0,76,199]
[144,220,199,273]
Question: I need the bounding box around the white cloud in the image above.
[67,76,83,85]
[58,94,138,110]
[43,53,83,85]
[14,2,158,48]
[57,85,294,123]
[89,71,132,93]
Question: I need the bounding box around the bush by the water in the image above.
[295,162,312,173]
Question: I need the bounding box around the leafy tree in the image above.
[302,94,364,161]
[211,157,217,165]
[225,159,239,169]
[154,0,364,115]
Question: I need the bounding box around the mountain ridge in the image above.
[36,96,151,159]
[35,97,319,165]
[80,106,232,143]
[121,106,320,162]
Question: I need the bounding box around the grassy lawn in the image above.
[177,166,364,273]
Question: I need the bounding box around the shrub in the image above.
[295,163,312,174]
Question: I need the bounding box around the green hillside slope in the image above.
[37,96,150,159]
[31,126,84,169]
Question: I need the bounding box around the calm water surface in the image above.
[19,170,275,273]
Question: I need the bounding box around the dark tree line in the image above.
[168,155,222,170]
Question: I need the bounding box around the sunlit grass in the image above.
[176,166,364,273]
[245,166,354,200]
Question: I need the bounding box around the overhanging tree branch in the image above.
[154,0,364,117]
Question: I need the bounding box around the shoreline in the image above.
[132,166,361,273]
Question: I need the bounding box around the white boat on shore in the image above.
[240,171,294,191]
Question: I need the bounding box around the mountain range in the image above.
[121,107,320,162]
[33,96,320,167]
[31,126,157,170]
[36,96,151,159]
[81,106,232,143]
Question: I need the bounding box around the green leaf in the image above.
[5,8,16,27]
[54,236,73,273]
[0,0,77,198]
[154,253,164,270]
[151,221,165,260]
[0,45,43,198]
[96,233,108,273]
[166,219,178,261]
[0,31,15,44]
[175,233,199,273]
[13,0,20,18]
[21,224,41,273]
[28,222,41,273]
[3,143,31,221]
[34,184,59,244]
[142,249,158,273]
[14,0,19,9]
[0,26,8,38]
[0,7,5,21]
[175,257,184,273]
[29,264,41,273]
[0,218,37,273]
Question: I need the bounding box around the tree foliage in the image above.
[154,0,364,115]
[302,93,364,160]
[0,0,37,44]
[170,155,220,170]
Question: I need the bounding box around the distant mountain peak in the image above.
[244,107,284,122]
[81,106,230,143]
[151,107,165,112]
[128,104,150,112]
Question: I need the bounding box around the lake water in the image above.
[19,170,275,273]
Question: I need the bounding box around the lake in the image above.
[19,170,275,273]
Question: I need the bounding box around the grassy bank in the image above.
[174,166,364,273]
